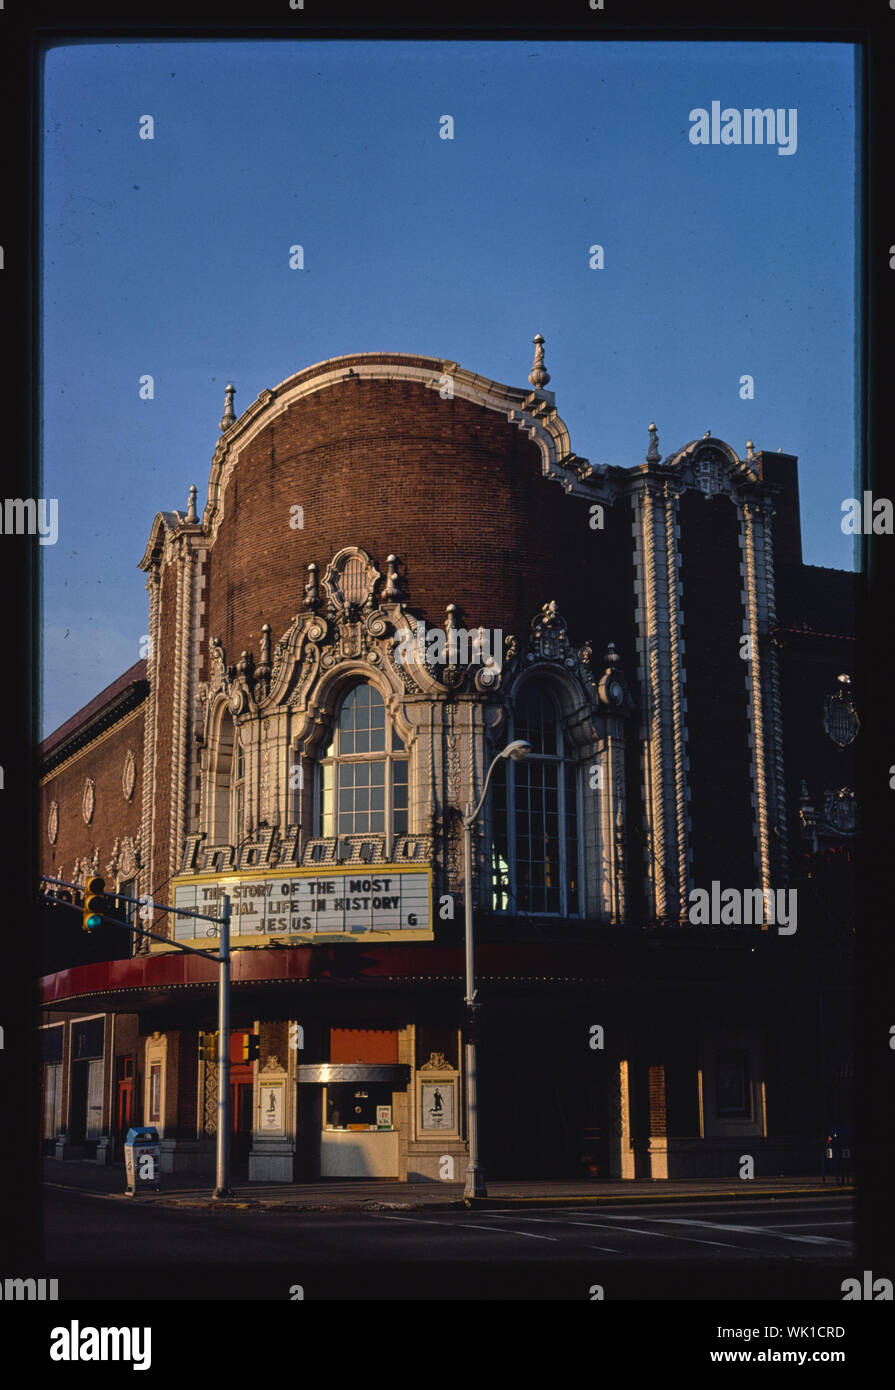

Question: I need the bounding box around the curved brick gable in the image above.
[206,375,617,661]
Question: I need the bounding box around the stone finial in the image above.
[703,429,711,439]
[646,422,660,463]
[745,440,755,460]
[257,623,272,678]
[800,778,812,805]
[304,561,319,610]
[528,333,551,389]
[603,641,620,670]
[186,483,198,523]
[385,554,403,600]
[219,382,236,432]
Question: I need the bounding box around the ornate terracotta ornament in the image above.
[82,777,95,825]
[122,748,137,801]
[823,674,859,748]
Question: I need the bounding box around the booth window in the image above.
[490,682,582,916]
[318,684,408,837]
[325,1082,393,1130]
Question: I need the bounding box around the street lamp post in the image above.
[462,739,531,1199]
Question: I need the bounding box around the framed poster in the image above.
[259,1080,285,1136]
[420,1080,455,1132]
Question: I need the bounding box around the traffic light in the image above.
[198,1031,219,1062]
[239,1033,261,1063]
[462,1001,483,1045]
[82,875,105,932]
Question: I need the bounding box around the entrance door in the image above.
[69,1063,87,1144]
[230,1081,253,1175]
[229,1031,254,1177]
[116,1056,135,1160]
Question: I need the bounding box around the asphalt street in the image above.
[39,1189,856,1299]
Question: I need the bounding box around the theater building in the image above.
[39,341,856,1182]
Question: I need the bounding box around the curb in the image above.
[45,1180,852,1214]
[464,1186,855,1210]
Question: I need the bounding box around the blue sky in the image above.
[40,39,857,737]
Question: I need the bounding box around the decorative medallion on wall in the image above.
[118,835,141,880]
[48,801,58,844]
[322,547,381,620]
[823,788,856,835]
[692,449,725,497]
[122,749,137,801]
[82,777,95,825]
[823,674,859,748]
[527,601,576,667]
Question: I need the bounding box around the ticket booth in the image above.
[298,1029,408,1178]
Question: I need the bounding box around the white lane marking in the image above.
[373,1215,468,1229]
[507,1215,738,1249]
[462,1222,558,1241]
[772,1220,853,1229]
[647,1217,852,1247]
[374,1214,557,1241]
[500,1215,620,1252]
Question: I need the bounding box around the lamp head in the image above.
[503,740,532,762]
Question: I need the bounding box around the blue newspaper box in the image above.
[124,1126,161,1194]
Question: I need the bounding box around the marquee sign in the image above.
[170,864,433,944]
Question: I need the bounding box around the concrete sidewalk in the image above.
[42,1158,853,1212]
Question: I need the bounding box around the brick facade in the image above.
[38,345,856,1183]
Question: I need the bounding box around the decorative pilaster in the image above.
[663,482,690,917]
[643,485,667,919]
[761,498,789,883]
[740,499,772,892]
[140,568,161,947]
[169,541,197,878]
[634,481,683,921]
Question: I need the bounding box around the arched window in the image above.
[209,708,235,846]
[231,730,246,845]
[318,684,408,838]
[491,683,581,916]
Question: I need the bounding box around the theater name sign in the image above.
[170,865,433,944]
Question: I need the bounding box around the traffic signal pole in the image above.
[215,893,231,1199]
[40,876,233,1201]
